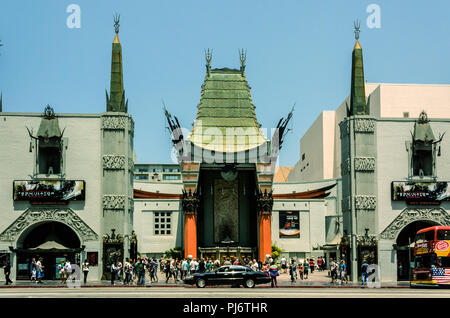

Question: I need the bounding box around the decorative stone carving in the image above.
[103,155,126,170]
[339,119,350,138]
[128,197,134,213]
[354,157,375,171]
[128,118,135,135]
[0,208,98,242]
[182,190,200,215]
[379,208,450,240]
[355,195,376,210]
[354,118,375,133]
[103,195,126,209]
[341,158,351,175]
[256,190,273,215]
[128,158,134,172]
[102,116,127,130]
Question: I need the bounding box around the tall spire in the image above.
[349,20,368,116]
[106,14,127,112]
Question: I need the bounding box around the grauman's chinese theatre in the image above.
[163,50,293,262]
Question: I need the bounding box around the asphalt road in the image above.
[0,287,449,298]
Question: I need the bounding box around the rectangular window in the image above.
[154,212,172,236]
[412,142,433,177]
[38,140,61,174]
[135,174,149,180]
[163,174,181,180]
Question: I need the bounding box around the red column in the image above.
[259,213,272,262]
[184,213,197,259]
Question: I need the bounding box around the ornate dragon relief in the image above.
[355,195,376,210]
[103,155,126,170]
[379,208,450,240]
[0,208,98,242]
[103,195,126,210]
[354,157,375,171]
[101,115,127,130]
[354,118,375,133]
[182,190,200,215]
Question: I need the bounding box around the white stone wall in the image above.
[0,113,103,280]
[133,181,183,256]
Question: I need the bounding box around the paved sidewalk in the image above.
[0,269,410,288]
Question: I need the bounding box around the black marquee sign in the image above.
[391,181,450,205]
[13,180,85,204]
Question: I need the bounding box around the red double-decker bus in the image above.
[411,226,450,287]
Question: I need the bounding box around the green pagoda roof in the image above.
[187,67,268,152]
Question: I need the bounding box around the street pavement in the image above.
[0,268,411,288]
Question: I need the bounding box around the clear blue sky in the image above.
[0,0,449,166]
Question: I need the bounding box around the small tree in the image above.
[164,247,183,260]
[271,244,284,263]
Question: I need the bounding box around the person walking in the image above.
[280,257,287,274]
[322,257,326,271]
[4,260,13,285]
[303,259,309,279]
[82,259,89,285]
[298,262,304,280]
[30,258,37,283]
[151,258,158,283]
[36,257,44,284]
[361,258,369,287]
[206,259,212,272]
[124,258,131,285]
[110,261,117,285]
[214,258,220,270]
[138,259,146,285]
[289,259,297,283]
[309,257,315,274]
[339,260,348,285]
[317,257,322,272]
[330,258,338,284]
[253,259,259,272]
[269,264,279,288]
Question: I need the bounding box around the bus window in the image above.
[415,253,437,268]
[424,230,435,242]
[437,257,450,268]
[437,230,450,241]
[415,233,425,244]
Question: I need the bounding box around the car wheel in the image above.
[196,278,206,288]
[244,279,255,288]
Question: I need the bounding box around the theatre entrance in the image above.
[15,222,82,280]
[196,168,258,260]
[396,220,439,281]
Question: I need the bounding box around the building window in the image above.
[154,212,172,235]
[412,142,433,177]
[38,140,61,174]
[135,174,149,180]
[163,174,181,181]
[302,153,305,161]
[403,112,409,118]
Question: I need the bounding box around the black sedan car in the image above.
[184,265,271,288]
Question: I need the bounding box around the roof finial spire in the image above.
[114,13,120,34]
[239,48,247,75]
[205,48,212,76]
[354,20,361,40]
